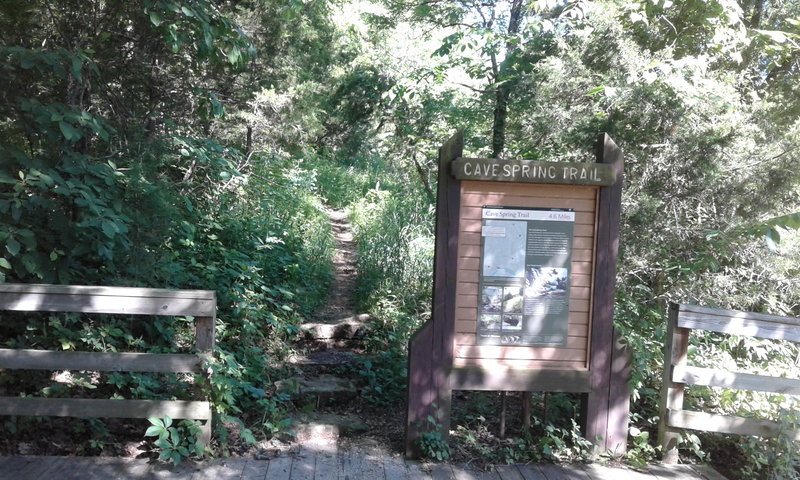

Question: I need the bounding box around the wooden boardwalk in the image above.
[0,445,727,480]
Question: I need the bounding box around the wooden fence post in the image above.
[583,133,627,452]
[195,311,216,446]
[658,303,689,463]
[405,131,463,458]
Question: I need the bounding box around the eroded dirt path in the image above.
[314,209,358,324]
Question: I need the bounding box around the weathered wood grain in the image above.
[667,408,800,441]
[0,284,216,317]
[452,463,501,480]
[0,456,727,480]
[455,345,586,362]
[0,397,212,420]
[266,455,293,480]
[496,465,526,480]
[0,348,201,373]
[551,463,593,480]
[241,459,269,480]
[452,158,615,186]
[690,465,730,480]
[657,305,689,464]
[452,357,587,371]
[582,133,626,453]
[22,456,70,480]
[406,130,463,458]
[290,448,316,480]
[430,463,456,480]
[514,464,546,480]
[459,181,598,199]
[384,454,410,480]
[449,367,590,392]
[672,365,800,395]
[313,449,338,480]
[192,458,247,480]
[677,312,800,342]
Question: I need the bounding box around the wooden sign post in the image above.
[405,131,629,458]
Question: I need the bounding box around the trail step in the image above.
[285,413,368,444]
[300,314,372,341]
[288,350,359,366]
[277,374,358,405]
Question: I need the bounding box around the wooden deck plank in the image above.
[383,454,409,480]
[451,463,501,480]
[290,448,316,480]
[0,455,727,480]
[430,462,455,480]
[646,464,690,480]
[147,460,196,479]
[496,464,526,480]
[313,448,337,480]
[86,457,152,479]
[266,455,293,480]
[360,449,386,480]
[646,464,712,480]
[623,467,659,480]
[689,465,727,480]
[241,459,269,480]
[192,458,248,479]
[0,456,31,477]
[539,463,592,480]
[18,456,69,480]
[516,464,548,480]
[339,445,366,479]
[405,460,433,480]
[581,464,629,480]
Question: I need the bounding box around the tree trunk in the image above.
[490,0,524,158]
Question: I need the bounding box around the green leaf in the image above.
[586,85,606,96]
[6,237,20,256]
[0,258,11,269]
[149,10,164,26]
[59,121,81,142]
[144,425,162,437]
[155,437,171,448]
[227,46,240,65]
[101,220,117,238]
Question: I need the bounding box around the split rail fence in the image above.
[0,284,216,443]
[658,303,800,463]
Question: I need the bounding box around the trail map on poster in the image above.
[478,207,575,346]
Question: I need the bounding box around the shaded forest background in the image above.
[0,0,799,477]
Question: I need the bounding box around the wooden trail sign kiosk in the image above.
[405,131,629,458]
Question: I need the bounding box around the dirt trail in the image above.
[315,209,359,324]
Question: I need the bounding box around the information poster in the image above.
[477,206,575,346]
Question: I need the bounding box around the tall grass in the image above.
[349,185,435,349]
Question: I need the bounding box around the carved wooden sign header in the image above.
[452,157,616,186]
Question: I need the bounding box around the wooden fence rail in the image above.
[658,303,800,463]
[0,284,216,444]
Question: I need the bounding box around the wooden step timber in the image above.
[672,365,800,396]
[667,409,800,441]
